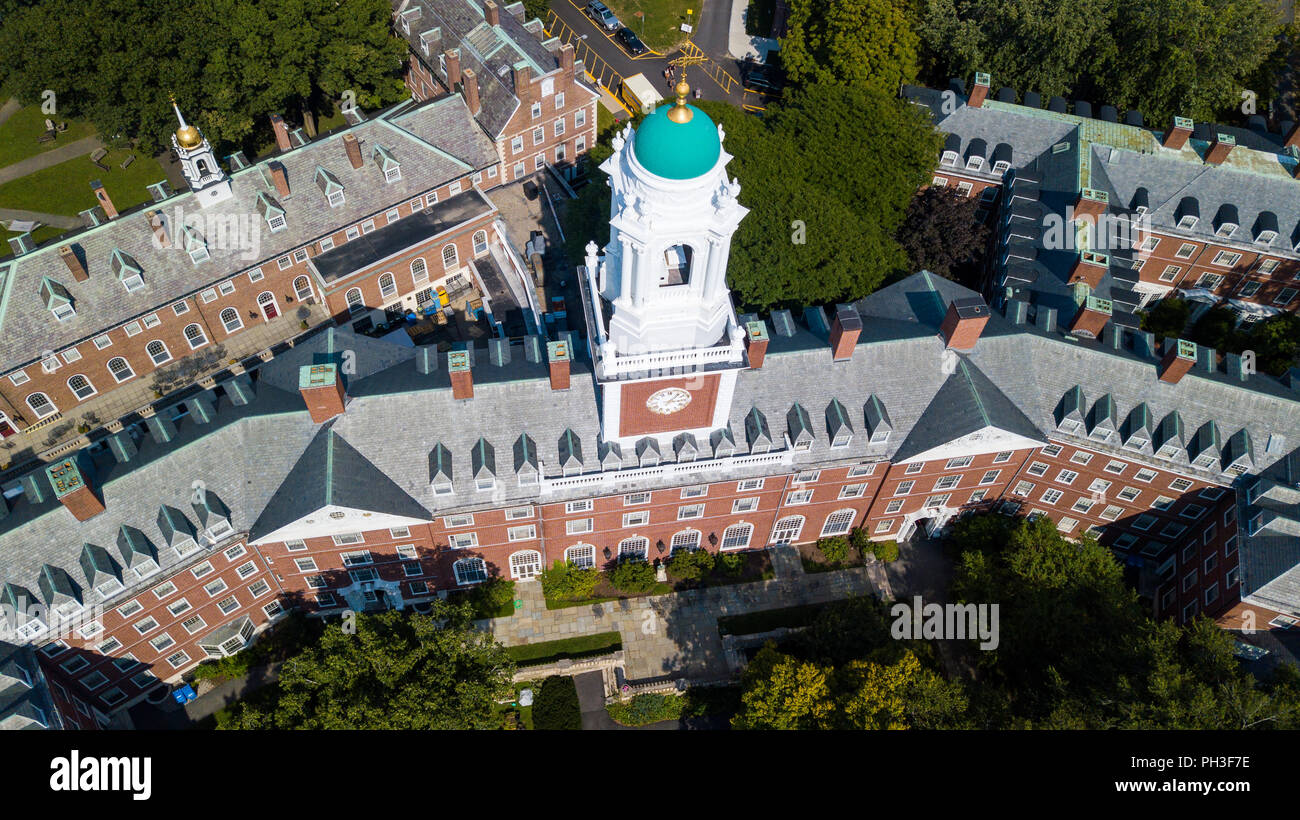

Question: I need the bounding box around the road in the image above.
[545,0,750,110]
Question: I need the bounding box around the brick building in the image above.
[392,0,602,184]
[904,74,1300,323]
[3,89,1300,729]
[0,95,539,458]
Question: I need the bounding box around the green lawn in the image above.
[0,148,167,218]
[0,103,98,168]
[505,630,622,665]
[604,0,698,53]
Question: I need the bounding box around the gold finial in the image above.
[667,73,693,123]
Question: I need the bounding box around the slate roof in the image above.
[0,99,496,374]
[2,272,1300,631]
[0,642,54,730]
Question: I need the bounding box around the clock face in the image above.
[645,387,692,415]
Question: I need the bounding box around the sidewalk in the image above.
[485,545,881,683]
[0,134,105,185]
[0,207,84,230]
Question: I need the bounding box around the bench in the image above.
[37,131,55,144]
[120,154,135,170]
[90,147,109,171]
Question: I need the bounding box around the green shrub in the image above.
[872,539,900,563]
[818,535,851,564]
[718,552,747,578]
[532,675,581,730]
[540,560,600,602]
[849,527,872,557]
[609,559,658,593]
[608,693,685,726]
[467,576,516,618]
[667,548,715,582]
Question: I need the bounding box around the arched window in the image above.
[184,323,207,349]
[146,340,171,366]
[67,375,96,401]
[196,158,210,175]
[256,291,279,320]
[820,509,858,538]
[453,557,488,585]
[509,550,543,580]
[293,275,313,301]
[108,357,134,383]
[772,515,804,545]
[26,392,56,419]
[472,230,488,256]
[410,258,428,284]
[618,536,649,562]
[345,288,365,316]
[441,243,458,269]
[220,308,243,333]
[721,523,753,551]
[670,529,700,554]
[564,543,595,569]
[379,272,397,299]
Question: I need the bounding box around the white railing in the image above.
[598,340,743,379]
[540,449,793,492]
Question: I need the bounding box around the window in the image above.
[511,135,524,153]
[894,481,914,496]
[509,550,543,580]
[379,272,397,299]
[204,579,228,597]
[820,509,856,537]
[26,392,56,419]
[473,230,489,256]
[341,551,372,567]
[1275,287,1298,306]
[293,557,317,573]
[1055,470,1079,485]
[1169,478,1193,492]
[219,307,243,334]
[1070,498,1094,514]
[924,494,951,509]
[737,478,766,491]
[772,516,804,544]
[68,374,96,400]
[1197,272,1224,290]
[566,500,593,514]
[1069,451,1093,465]
[566,519,593,535]
[134,617,160,635]
[1211,251,1242,267]
[1012,481,1034,497]
[285,539,307,552]
[531,101,542,119]
[505,506,534,520]
[885,499,904,514]
[166,598,190,617]
[453,558,488,585]
[576,108,587,128]
[181,615,206,635]
[623,511,650,527]
[670,530,701,553]
[677,504,704,520]
[565,544,596,569]
[840,484,867,499]
[934,475,961,491]
[785,490,813,505]
[1027,462,1049,477]
[1133,468,1157,483]
[449,532,479,549]
[508,525,537,541]
[721,523,753,551]
[624,492,651,506]
[442,243,458,269]
[681,485,709,498]
[1041,489,1064,505]
[93,335,112,350]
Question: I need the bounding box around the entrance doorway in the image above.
[257,291,280,320]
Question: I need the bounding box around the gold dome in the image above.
[666,79,693,124]
[176,124,202,150]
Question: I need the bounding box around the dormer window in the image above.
[965,156,984,171]
[40,276,75,321]
[183,226,209,264]
[373,146,401,182]
[1215,222,1236,239]
[1177,215,1198,230]
[941,150,958,166]
[1256,230,1276,244]
[315,166,344,207]
[257,191,286,232]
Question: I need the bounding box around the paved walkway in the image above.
[0,98,20,129]
[486,545,880,683]
[0,134,105,185]
[0,207,84,230]
[126,663,283,729]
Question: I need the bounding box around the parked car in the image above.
[585,0,620,31]
[615,27,647,56]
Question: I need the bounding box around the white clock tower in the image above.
[170,98,234,208]
[579,80,752,450]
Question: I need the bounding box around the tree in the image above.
[666,547,715,582]
[608,558,658,593]
[1139,297,1191,340]
[780,0,919,94]
[836,650,969,729]
[532,675,582,730]
[0,0,408,153]
[1245,313,1300,377]
[731,644,835,729]
[540,559,600,602]
[216,602,513,729]
[1098,0,1282,125]
[897,186,990,285]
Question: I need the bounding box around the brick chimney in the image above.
[512,63,533,104]
[745,320,769,369]
[1205,133,1235,165]
[462,68,481,116]
[939,297,991,351]
[1163,116,1193,150]
[149,211,171,249]
[269,160,290,198]
[828,304,862,361]
[560,43,575,78]
[1068,251,1109,288]
[270,113,291,152]
[343,132,363,169]
[1073,187,1108,221]
[1069,295,1111,339]
[59,245,88,282]
[1159,339,1198,384]
[299,363,346,423]
[968,72,990,108]
[547,340,571,390]
[91,179,117,219]
[485,0,500,26]
[47,457,105,522]
[1285,122,1300,151]
[445,49,462,88]
[449,350,473,399]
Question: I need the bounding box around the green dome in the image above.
[632,104,720,179]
